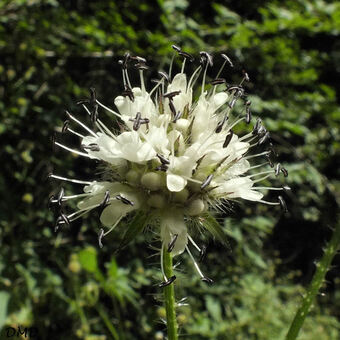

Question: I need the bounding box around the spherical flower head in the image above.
[50,46,289,283]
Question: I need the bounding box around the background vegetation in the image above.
[0,0,339,339]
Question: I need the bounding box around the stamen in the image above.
[155,164,168,172]
[173,110,182,123]
[81,143,100,152]
[243,150,271,160]
[275,163,281,176]
[188,235,201,252]
[54,141,95,159]
[211,78,226,86]
[159,275,177,288]
[99,191,111,210]
[223,131,233,148]
[103,215,124,237]
[115,194,134,206]
[258,131,270,145]
[48,174,92,185]
[65,111,97,137]
[98,228,104,248]
[245,101,252,124]
[221,53,234,68]
[199,245,207,263]
[179,51,194,62]
[96,100,121,119]
[185,245,212,283]
[157,153,170,165]
[278,195,288,213]
[55,212,70,232]
[167,234,178,252]
[281,167,288,177]
[164,90,181,99]
[201,174,213,190]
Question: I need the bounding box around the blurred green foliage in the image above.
[0,0,339,339]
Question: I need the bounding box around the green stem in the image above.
[163,247,178,340]
[286,219,340,340]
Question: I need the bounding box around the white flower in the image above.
[50,46,289,284]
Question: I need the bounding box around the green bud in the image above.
[147,194,165,208]
[187,199,205,216]
[141,172,162,191]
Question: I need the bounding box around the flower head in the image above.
[49,46,289,284]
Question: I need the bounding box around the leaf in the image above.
[199,213,229,247]
[116,211,150,252]
[0,291,10,331]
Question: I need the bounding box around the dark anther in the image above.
[179,51,194,62]
[123,52,130,69]
[169,100,176,116]
[130,55,147,64]
[98,228,104,248]
[252,118,262,135]
[155,164,168,172]
[245,106,252,124]
[100,191,111,210]
[228,97,237,109]
[200,51,213,67]
[62,120,70,133]
[89,88,98,122]
[266,154,274,168]
[167,234,178,252]
[116,195,134,206]
[281,167,288,177]
[257,124,267,136]
[221,54,234,67]
[134,62,149,70]
[199,245,207,262]
[159,275,177,288]
[275,163,281,176]
[242,70,250,82]
[55,212,70,232]
[278,195,288,213]
[227,85,244,93]
[133,112,141,131]
[201,277,214,284]
[164,90,181,99]
[211,78,226,85]
[201,174,213,190]
[158,71,169,82]
[82,143,100,152]
[171,44,181,52]
[223,131,234,148]
[157,153,170,165]
[122,84,134,102]
[57,187,64,206]
[215,120,224,133]
[258,131,270,145]
[173,110,182,123]
[129,112,149,131]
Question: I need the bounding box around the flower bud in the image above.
[126,169,140,184]
[141,172,162,191]
[147,194,165,209]
[187,199,205,216]
[172,188,189,203]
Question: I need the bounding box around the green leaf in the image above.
[0,291,10,330]
[116,211,150,252]
[200,213,229,247]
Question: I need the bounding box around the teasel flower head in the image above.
[49,46,289,284]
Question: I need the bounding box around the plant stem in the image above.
[286,219,340,340]
[163,248,178,340]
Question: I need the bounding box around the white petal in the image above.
[167,174,187,192]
